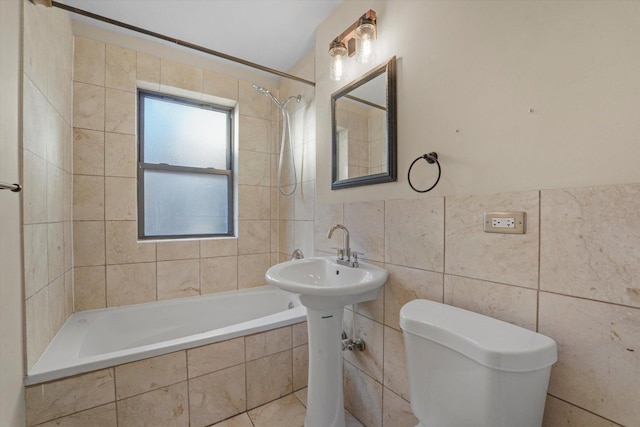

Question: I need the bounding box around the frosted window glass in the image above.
[144,170,229,236]
[143,96,229,169]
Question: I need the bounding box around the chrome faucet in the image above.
[327,224,361,267]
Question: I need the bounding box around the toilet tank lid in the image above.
[399,299,557,372]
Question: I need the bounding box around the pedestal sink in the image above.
[266,256,388,427]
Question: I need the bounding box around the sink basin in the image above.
[265,256,388,309]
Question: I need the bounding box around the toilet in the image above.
[399,299,557,427]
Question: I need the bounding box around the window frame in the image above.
[137,89,235,240]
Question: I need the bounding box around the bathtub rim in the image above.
[25,285,306,386]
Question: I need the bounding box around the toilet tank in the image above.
[399,299,557,427]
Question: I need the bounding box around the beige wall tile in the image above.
[47,222,64,282]
[238,220,271,255]
[200,256,238,294]
[382,387,418,427]
[47,106,65,168]
[23,76,49,159]
[137,52,160,85]
[314,205,344,254]
[105,177,137,220]
[73,37,105,86]
[278,190,295,221]
[383,326,410,400]
[384,264,443,330]
[292,322,308,347]
[246,350,293,409]
[157,240,200,261]
[105,88,136,134]
[47,277,66,340]
[542,396,619,427]
[238,80,273,120]
[160,59,203,93]
[539,293,640,426]
[203,69,238,100]
[444,275,538,330]
[23,2,51,93]
[25,288,50,370]
[294,221,314,261]
[73,221,105,267]
[74,266,106,311]
[239,150,270,186]
[24,224,49,298]
[187,337,245,378]
[246,326,292,361]
[189,365,246,427]
[106,44,136,92]
[445,191,540,288]
[117,382,189,427]
[105,132,136,177]
[105,221,156,264]
[344,361,383,427]
[385,198,444,271]
[23,151,48,224]
[238,253,270,289]
[293,344,309,391]
[36,403,117,427]
[247,394,306,427]
[106,262,156,307]
[344,201,385,262]
[239,185,271,220]
[343,312,384,383]
[115,351,187,400]
[73,175,104,221]
[239,115,272,153]
[200,238,237,258]
[73,82,105,131]
[47,164,65,223]
[25,369,114,426]
[157,259,200,300]
[73,128,104,176]
[541,184,640,307]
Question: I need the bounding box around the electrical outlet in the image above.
[484,212,526,234]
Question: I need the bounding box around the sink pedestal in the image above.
[304,307,346,427]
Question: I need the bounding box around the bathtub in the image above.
[25,285,306,385]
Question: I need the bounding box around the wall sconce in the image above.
[328,10,377,81]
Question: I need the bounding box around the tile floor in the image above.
[211,388,364,427]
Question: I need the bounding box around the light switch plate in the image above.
[483,211,526,234]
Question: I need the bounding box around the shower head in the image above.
[252,84,271,95]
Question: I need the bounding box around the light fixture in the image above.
[328,10,377,81]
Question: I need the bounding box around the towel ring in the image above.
[408,152,441,193]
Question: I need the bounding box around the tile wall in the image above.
[315,183,640,427]
[71,36,283,310]
[22,0,74,370]
[24,323,309,426]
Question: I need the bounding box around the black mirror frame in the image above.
[331,56,397,190]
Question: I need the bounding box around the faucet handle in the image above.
[351,251,364,262]
[331,247,345,260]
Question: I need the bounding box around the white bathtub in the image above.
[25,285,306,385]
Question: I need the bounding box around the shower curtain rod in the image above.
[45,0,316,87]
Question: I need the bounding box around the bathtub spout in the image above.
[291,249,304,260]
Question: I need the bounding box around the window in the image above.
[138,90,234,239]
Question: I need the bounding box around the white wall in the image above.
[316,0,640,204]
[0,0,26,425]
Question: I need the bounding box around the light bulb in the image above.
[355,21,376,64]
[329,40,347,81]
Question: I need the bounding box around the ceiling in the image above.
[64,0,343,73]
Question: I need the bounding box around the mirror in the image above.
[331,56,396,189]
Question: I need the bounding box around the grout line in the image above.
[537,190,541,332]
[546,394,625,426]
